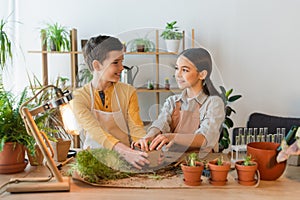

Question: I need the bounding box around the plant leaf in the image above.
[228,95,242,102]
[225,88,233,98]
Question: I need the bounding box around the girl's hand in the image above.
[132,137,153,152]
[149,133,174,151]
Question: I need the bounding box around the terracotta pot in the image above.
[235,160,258,186]
[50,139,71,162]
[136,44,145,52]
[208,160,231,186]
[0,142,28,174]
[181,161,204,186]
[27,144,44,166]
[247,142,286,181]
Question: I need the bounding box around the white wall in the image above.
[1,0,300,132]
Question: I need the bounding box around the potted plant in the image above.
[235,155,258,186]
[40,22,70,52]
[0,84,36,173]
[0,17,13,69]
[208,155,231,186]
[180,152,204,186]
[218,86,242,152]
[126,38,155,52]
[160,21,183,52]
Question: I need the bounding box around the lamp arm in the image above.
[21,106,64,182]
[41,130,55,158]
[21,85,57,108]
[19,85,64,183]
[19,85,57,137]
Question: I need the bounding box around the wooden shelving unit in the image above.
[28,28,79,89]
[29,28,195,141]
[125,29,195,116]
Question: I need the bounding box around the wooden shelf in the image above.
[126,29,194,117]
[28,50,82,54]
[125,51,178,55]
[137,88,182,93]
[28,28,79,89]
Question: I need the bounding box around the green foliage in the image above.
[26,73,71,141]
[219,86,242,150]
[186,152,199,167]
[126,38,155,52]
[217,155,224,166]
[0,83,35,154]
[77,65,93,87]
[0,17,13,70]
[242,155,255,166]
[41,22,70,51]
[160,21,183,40]
[68,149,133,183]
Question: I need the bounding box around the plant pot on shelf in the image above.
[208,160,231,186]
[50,40,57,51]
[0,142,28,174]
[50,138,71,162]
[235,160,259,186]
[136,44,145,52]
[181,161,204,186]
[164,39,181,53]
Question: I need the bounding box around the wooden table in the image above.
[1,155,300,200]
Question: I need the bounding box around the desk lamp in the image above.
[6,85,77,193]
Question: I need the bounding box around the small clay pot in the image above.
[181,161,204,186]
[235,160,258,186]
[247,142,286,181]
[208,160,231,186]
[136,44,145,52]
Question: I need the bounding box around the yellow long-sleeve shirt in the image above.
[71,82,146,150]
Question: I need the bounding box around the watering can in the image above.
[121,65,139,85]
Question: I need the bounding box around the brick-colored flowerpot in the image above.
[181,161,204,186]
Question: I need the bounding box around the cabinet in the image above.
[124,29,195,117]
[28,28,79,89]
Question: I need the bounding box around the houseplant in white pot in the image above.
[160,21,183,53]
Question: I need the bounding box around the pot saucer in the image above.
[209,178,227,186]
[183,178,202,186]
[0,159,28,174]
[237,179,257,186]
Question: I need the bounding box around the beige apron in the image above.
[168,97,217,159]
[169,100,202,153]
[83,83,131,149]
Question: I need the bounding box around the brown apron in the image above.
[169,100,202,153]
[164,99,213,162]
[83,83,130,149]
